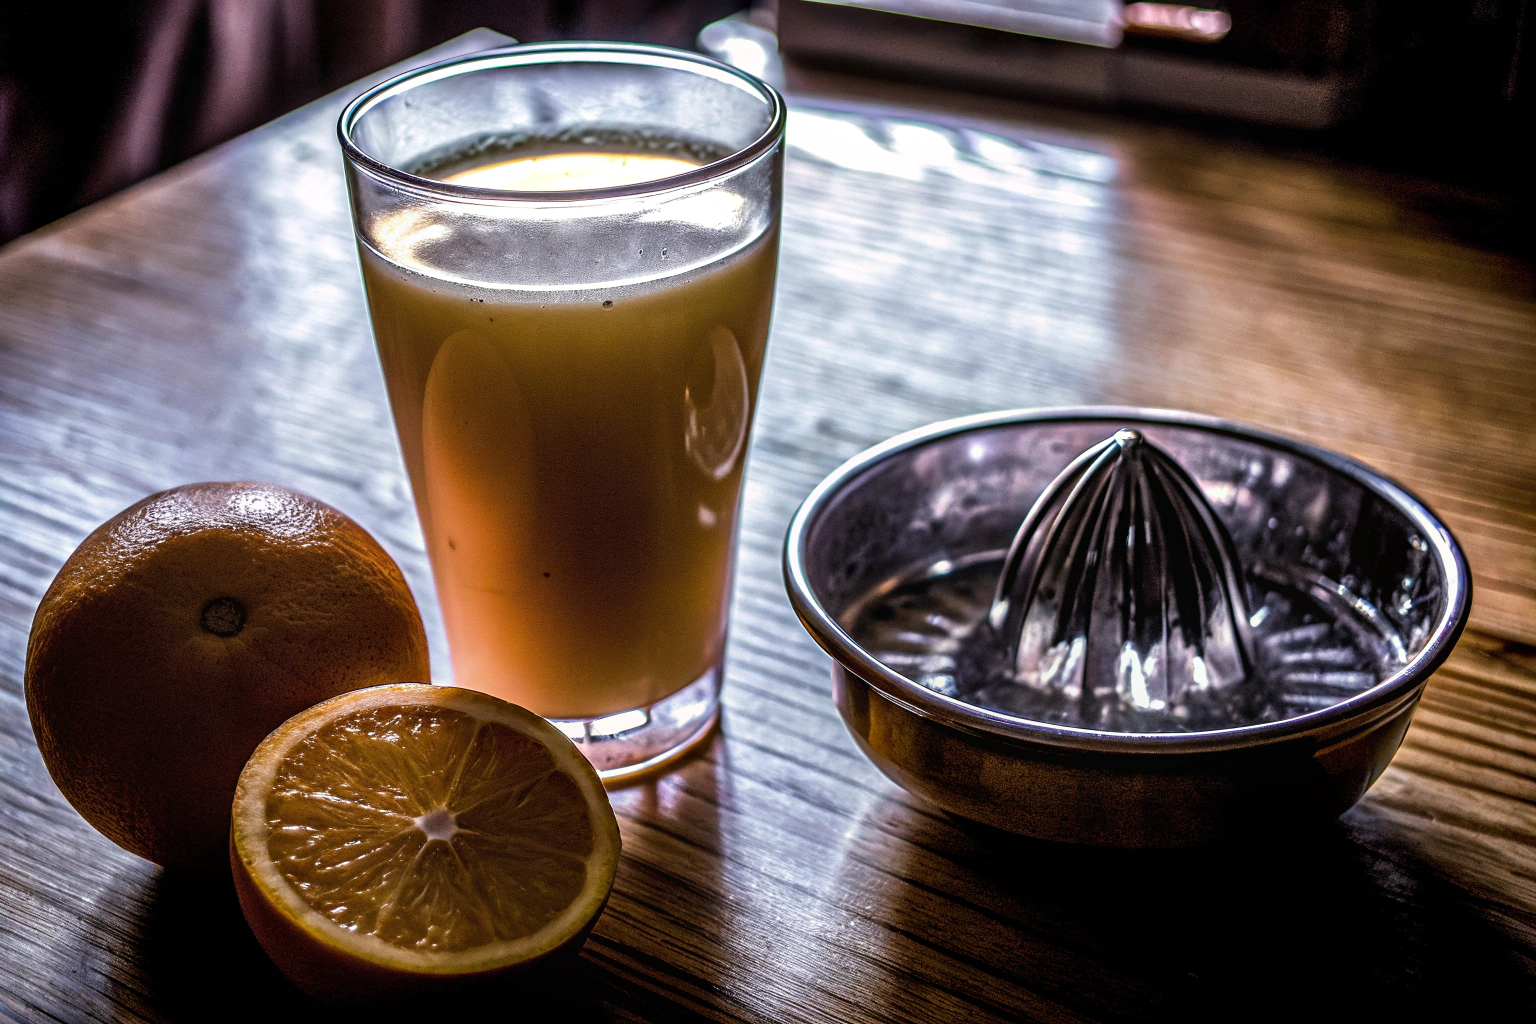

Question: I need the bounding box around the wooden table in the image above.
[3,32,1533,1022]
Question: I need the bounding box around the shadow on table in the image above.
[90,723,736,1024]
[595,722,740,1018]
[116,863,655,1023]
[872,808,1535,1020]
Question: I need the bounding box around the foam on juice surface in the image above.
[444,152,699,191]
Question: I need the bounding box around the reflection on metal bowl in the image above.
[784,408,1471,846]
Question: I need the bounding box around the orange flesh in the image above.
[264,705,594,953]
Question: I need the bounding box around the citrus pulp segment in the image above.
[232,684,619,1002]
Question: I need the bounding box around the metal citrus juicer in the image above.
[785,409,1470,846]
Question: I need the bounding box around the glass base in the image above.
[550,666,721,781]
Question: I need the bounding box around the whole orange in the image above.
[25,482,430,867]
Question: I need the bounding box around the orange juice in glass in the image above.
[339,44,784,777]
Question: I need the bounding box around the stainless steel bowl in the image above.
[784,408,1471,846]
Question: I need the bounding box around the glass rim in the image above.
[337,41,787,204]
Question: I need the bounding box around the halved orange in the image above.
[231,684,620,1004]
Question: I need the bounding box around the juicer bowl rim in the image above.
[783,406,1472,756]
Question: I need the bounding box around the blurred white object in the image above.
[697,14,787,89]
[774,0,1363,129]
[802,0,1124,47]
[1122,3,1231,43]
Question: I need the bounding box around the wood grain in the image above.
[2,36,1534,1022]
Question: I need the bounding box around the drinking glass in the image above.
[338,44,784,778]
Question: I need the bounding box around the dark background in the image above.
[0,0,746,242]
[1,0,1531,246]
